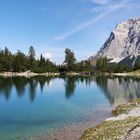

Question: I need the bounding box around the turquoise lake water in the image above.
[0,76,140,140]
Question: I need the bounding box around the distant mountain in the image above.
[90,18,140,66]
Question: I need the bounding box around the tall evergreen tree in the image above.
[27,46,36,70]
[1,47,13,71]
[38,54,46,67]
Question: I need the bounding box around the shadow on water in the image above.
[0,76,140,105]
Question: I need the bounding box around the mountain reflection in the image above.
[96,76,140,105]
[0,76,140,104]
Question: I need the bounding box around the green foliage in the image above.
[96,57,134,73]
[12,51,27,72]
[59,48,93,72]
[0,47,13,71]
[134,61,140,70]
[112,104,136,116]
[27,46,36,70]
[80,117,140,140]
[58,65,67,72]
[0,46,57,73]
[96,57,108,72]
[64,48,76,71]
[76,60,92,72]
[1,46,139,74]
[38,54,46,67]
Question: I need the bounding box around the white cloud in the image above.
[53,0,131,41]
[36,44,96,64]
[36,44,65,64]
[44,53,53,60]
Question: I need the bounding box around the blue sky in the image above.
[0,0,140,64]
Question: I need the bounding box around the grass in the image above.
[80,117,140,140]
[112,99,140,116]
[112,103,136,116]
[80,99,140,140]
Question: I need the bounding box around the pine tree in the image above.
[27,46,36,70]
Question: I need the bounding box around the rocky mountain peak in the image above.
[91,18,140,64]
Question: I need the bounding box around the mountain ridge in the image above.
[90,18,140,66]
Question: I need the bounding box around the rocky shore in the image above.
[0,71,60,77]
[0,71,94,77]
[112,70,140,77]
[80,99,140,140]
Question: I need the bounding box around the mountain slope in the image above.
[90,18,140,66]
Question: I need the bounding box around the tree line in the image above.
[0,47,92,73]
[1,46,139,73]
[0,46,57,72]
[96,57,140,73]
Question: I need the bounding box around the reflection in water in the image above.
[13,77,28,97]
[0,78,13,100]
[64,77,77,99]
[28,79,37,102]
[0,76,140,105]
[62,76,93,99]
[0,76,53,102]
[96,76,140,105]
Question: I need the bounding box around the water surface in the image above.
[0,76,140,139]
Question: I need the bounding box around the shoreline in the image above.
[1,70,140,78]
[111,70,140,77]
[0,71,60,77]
[80,99,140,140]
[31,108,112,140]
[112,73,140,77]
[0,71,91,77]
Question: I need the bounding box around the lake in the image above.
[0,76,140,140]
